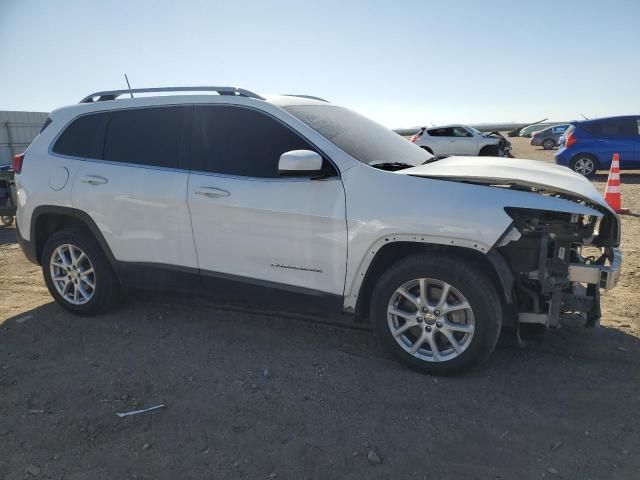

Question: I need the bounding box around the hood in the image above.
[399,156,613,213]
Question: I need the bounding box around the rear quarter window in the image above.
[52,113,111,159]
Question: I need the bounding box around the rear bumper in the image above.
[16,222,39,264]
[554,148,571,166]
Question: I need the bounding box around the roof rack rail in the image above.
[79,86,265,103]
[282,94,329,103]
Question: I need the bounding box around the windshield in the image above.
[283,105,433,168]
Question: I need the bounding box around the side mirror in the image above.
[278,150,323,176]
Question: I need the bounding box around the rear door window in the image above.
[427,127,454,137]
[103,106,187,169]
[191,105,324,177]
[53,112,111,159]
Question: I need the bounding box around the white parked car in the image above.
[14,86,621,375]
[410,124,511,158]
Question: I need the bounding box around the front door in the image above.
[186,105,348,296]
[449,126,477,155]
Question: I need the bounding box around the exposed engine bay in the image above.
[484,131,513,158]
[397,155,623,329]
[498,206,621,328]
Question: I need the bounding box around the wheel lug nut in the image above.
[434,310,441,316]
[416,317,423,323]
[422,307,428,313]
[436,322,442,328]
[426,326,432,332]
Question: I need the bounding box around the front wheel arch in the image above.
[352,242,512,322]
[479,144,499,156]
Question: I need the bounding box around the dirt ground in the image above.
[1,137,639,479]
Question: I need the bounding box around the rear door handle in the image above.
[81,175,108,186]
[195,187,230,198]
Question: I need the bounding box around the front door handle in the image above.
[195,187,230,198]
[81,175,108,186]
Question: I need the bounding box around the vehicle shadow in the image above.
[0,224,16,247]
[592,172,640,183]
[1,295,639,478]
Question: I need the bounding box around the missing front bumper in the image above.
[518,247,622,327]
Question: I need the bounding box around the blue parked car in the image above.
[555,115,640,177]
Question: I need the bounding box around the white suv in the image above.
[14,86,621,375]
[411,124,511,157]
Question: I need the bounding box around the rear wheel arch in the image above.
[31,206,116,268]
[352,241,513,321]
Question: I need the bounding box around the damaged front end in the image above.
[486,131,513,158]
[498,206,621,328]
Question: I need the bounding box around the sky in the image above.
[0,0,638,128]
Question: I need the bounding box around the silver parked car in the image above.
[531,124,570,150]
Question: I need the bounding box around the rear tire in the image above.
[42,228,120,315]
[542,139,555,150]
[370,253,502,376]
[570,154,598,177]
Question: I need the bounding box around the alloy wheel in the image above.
[49,243,96,305]
[387,278,475,362]
[573,157,595,176]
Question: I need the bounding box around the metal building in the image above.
[0,111,49,166]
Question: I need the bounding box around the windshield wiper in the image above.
[369,162,415,170]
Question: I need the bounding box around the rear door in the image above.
[69,106,197,269]
[425,127,454,156]
[586,118,638,168]
[186,104,347,296]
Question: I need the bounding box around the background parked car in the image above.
[531,124,570,150]
[555,115,640,176]
[410,124,511,157]
[519,123,553,137]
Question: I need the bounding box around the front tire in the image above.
[370,254,502,375]
[42,228,119,315]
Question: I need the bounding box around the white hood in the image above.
[399,156,612,212]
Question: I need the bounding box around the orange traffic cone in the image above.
[603,153,629,214]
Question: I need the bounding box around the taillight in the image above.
[12,153,25,174]
[565,132,576,148]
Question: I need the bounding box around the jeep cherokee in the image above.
[13,86,622,375]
